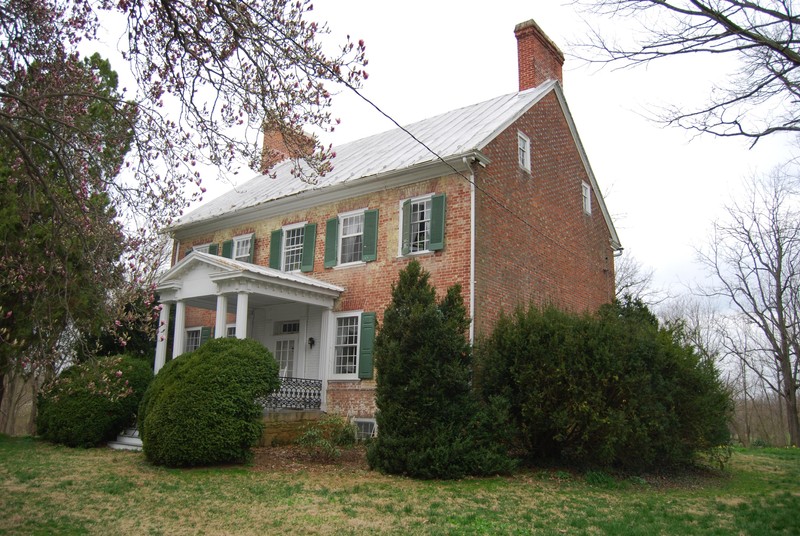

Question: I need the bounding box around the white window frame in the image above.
[193,243,211,254]
[398,194,433,256]
[518,131,531,172]
[185,327,202,352]
[331,311,362,380]
[353,418,377,440]
[282,222,306,272]
[226,324,237,338]
[232,234,253,262]
[338,209,366,266]
[581,181,592,215]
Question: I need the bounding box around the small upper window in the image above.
[283,226,305,271]
[339,212,365,264]
[518,131,531,172]
[400,194,446,256]
[233,235,253,262]
[582,181,592,215]
[194,244,211,254]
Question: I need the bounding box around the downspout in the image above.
[463,157,476,344]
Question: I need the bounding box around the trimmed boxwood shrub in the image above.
[37,355,153,447]
[138,337,279,467]
[474,299,732,471]
[367,261,515,479]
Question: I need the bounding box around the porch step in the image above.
[108,427,143,451]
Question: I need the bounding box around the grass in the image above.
[0,436,798,535]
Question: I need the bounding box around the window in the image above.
[226,325,237,338]
[269,223,317,272]
[325,209,378,268]
[194,243,211,254]
[221,234,253,262]
[233,235,252,262]
[400,194,446,255]
[283,226,305,271]
[185,328,201,352]
[354,419,377,440]
[340,213,364,264]
[274,320,300,335]
[334,315,360,376]
[582,181,592,215]
[518,131,531,172]
[332,312,376,379]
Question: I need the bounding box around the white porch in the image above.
[154,251,344,411]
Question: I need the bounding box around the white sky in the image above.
[94,0,797,297]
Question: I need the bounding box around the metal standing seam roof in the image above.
[174,83,556,228]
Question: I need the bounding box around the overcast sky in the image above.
[96,0,796,296]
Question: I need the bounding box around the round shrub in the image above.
[138,337,280,467]
[37,355,153,447]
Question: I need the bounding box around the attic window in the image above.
[518,131,531,172]
[582,181,592,215]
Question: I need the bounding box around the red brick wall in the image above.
[473,91,615,336]
[178,175,472,416]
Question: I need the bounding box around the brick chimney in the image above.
[260,121,316,174]
[514,19,565,91]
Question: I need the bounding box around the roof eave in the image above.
[169,149,488,240]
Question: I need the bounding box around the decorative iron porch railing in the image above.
[259,377,322,410]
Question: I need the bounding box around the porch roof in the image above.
[156,251,344,309]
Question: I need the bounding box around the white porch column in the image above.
[235,291,249,339]
[318,307,334,411]
[172,300,186,357]
[215,294,228,338]
[154,301,172,374]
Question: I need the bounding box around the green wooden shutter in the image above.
[362,209,379,262]
[199,327,211,347]
[247,234,255,262]
[208,243,218,255]
[401,200,411,255]
[221,240,233,259]
[429,193,446,251]
[301,223,316,272]
[269,229,282,269]
[324,217,339,268]
[358,312,376,379]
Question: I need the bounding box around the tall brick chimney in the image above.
[260,121,316,174]
[514,19,565,91]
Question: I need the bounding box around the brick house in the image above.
[153,19,622,425]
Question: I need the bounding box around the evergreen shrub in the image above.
[474,299,731,471]
[138,337,279,467]
[367,261,515,479]
[37,355,153,447]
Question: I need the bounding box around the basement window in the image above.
[353,419,377,440]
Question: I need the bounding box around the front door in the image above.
[274,337,297,378]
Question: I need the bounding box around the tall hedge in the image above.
[37,355,153,447]
[138,337,279,467]
[474,299,731,471]
[367,260,514,479]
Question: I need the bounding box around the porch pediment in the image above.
[156,251,344,309]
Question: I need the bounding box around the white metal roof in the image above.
[173,82,556,229]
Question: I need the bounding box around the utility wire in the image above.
[265,17,597,259]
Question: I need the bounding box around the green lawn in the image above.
[0,436,797,535]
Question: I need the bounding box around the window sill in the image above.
[333,261,367,270]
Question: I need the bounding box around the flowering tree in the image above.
[0,0,367,434]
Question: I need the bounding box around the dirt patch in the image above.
[250,444,369,474]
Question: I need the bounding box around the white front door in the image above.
[274,337,297,378]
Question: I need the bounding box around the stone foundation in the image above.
[259,410,324,446]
